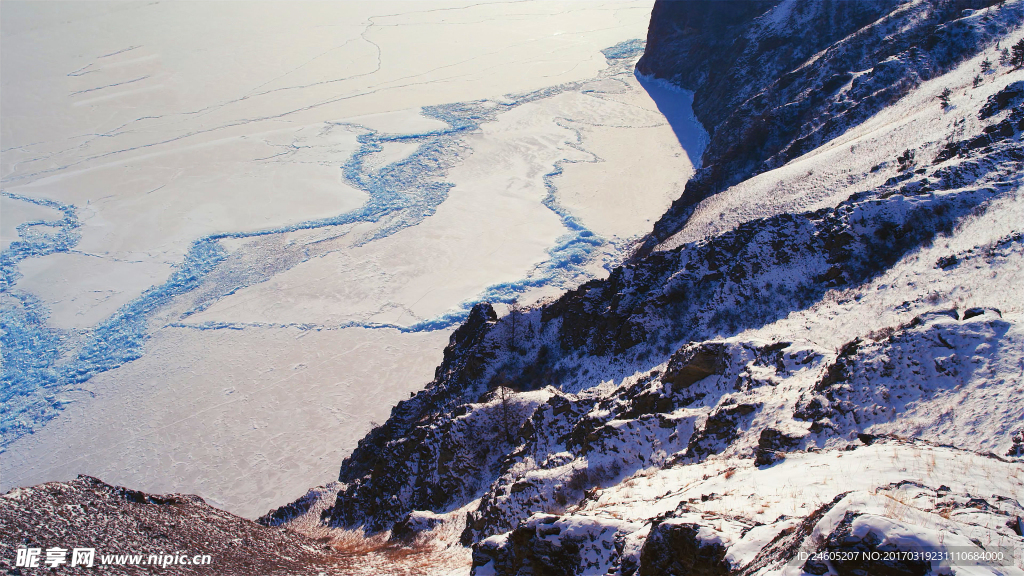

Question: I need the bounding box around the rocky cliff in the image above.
[258,2,1024,574]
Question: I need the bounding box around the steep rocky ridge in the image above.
[636,0,1021,253]
[0,476,334,575]
[254,4,1024,573]
[1,476,472,575]
[294,73,1023,538]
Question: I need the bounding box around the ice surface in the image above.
[14,252,171,330]
[1,325,450,519]
[0,1,714,519]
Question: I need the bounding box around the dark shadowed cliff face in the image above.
[637,0,783,97]
[636,0,1018,254]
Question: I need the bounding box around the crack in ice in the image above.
[0,39,653,448]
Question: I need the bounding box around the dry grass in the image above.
[327,530,396,556]
[301,528,472,576]
[881,492,912,522]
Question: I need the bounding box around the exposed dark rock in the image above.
[795,396,833,423]
[979,80,1024,119]
[638,519,730,576]
[541,273,651,356]
[755,427,804,466]
[389,511,444,543]
[858,433,880,446]
[471,514,629,576]
[687,403,760,460]
[962,306,1002,320]
[663,342,729,390]
[803,557,831,575]
[1008,429,1024,458]
[1007,516,1023,537]
[817,338,862,391]
[434,302,500,387]
[326,393,535,532]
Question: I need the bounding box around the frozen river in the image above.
[0,1,705,517]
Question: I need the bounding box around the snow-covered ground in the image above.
[665,33,1024,353]
[0,1,713,518]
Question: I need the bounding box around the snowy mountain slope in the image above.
[311,74,1023,529]
[255,4,1024,574]
[661,30,1024,250]
[637,0,1022,255]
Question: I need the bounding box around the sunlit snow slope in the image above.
[0,1,707,518]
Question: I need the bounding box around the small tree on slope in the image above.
[938,87,953,108]
[1012,39,1024,69]
[507,299,522,352]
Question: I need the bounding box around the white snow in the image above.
[579,444,1024,573]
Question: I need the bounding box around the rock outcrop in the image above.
[0,476,335,576]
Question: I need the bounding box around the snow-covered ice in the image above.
[1,325,451,519]
[0,1,714,518]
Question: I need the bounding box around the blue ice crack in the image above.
[0,39,649,448]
